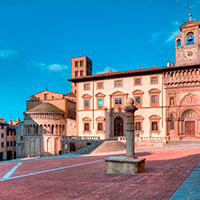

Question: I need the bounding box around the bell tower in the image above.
[175,10,200,66]
[71,56,92,93]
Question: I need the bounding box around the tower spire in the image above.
[189,5,192,21]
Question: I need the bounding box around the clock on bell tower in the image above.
[175,11,200,66]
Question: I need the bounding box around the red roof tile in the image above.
[68,64,200,83]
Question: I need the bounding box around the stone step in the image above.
[74,141,103,155]
[75,140,126,155]
[165,139,200,146]
[91,141,125,154]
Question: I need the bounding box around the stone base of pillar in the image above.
[104,156,145,175]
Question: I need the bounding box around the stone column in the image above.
[125,98,137,158]
[104,97,145,175]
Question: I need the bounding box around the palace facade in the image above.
[16,13,200,159]
[69,14,200,140]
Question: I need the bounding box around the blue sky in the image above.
[1,0,200,121]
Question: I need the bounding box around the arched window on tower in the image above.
[186,32,194,45]
[177,39,181,47]
[169,97,175,106]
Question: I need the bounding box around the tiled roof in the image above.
[65,92,76,97]
[26,103,65,113]
[0,121,7,125]
[0,117,5,121]
[30,89,64,97]
[180,20,200,31]
[68,64,200,83]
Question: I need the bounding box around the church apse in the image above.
[16,89,76,158]
[23,103,66,157]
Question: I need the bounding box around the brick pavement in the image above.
[0,146,200,200]
[0,162,18,177]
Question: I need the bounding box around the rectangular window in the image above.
[135,122,141,131]
[98,123,103,131]
[1,142,4,148]
[135,96,141,104]
[84,100,89,107]
[115,80,122,87]
[98,99,103,106]
[7,141,9,146]
[80,70,84,76]
[21,136,23,140]
[75,61,79,67]
[10,141,13,146]
[151,77,157,84]
[152,95,157,104]
[84,83,90,90]
[84,123,89,131]
[1,133,4,138]
[115,97,122,105]
[135,78,141,85]
[75,71,78,77]
[44,94,47,100]
[14,141,16,146]
[97,82,103,89]
[152,122,158,131]
[80,60,84,66]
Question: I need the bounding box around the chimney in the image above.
[9,120,13,125]
[170,62,174,67]
[141,66,143,69]
[167,62,170,67]
[16,117,20,122]
[109,69,112,73]
[154,65,156,68]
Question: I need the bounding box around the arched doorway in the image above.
[114,117,123,136]
[181,110,198,137]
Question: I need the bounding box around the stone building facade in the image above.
[16,90,76,158]
[69,14,200,141]
[0,117,20,161]
[16,13,200,158]
[71,56,92,93]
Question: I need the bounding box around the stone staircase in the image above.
[165,139,200,146]
[74,141,103,155]
[75,140,126,155]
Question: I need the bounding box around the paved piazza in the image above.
[0,145,200,200]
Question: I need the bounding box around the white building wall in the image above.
[77,73,166,139]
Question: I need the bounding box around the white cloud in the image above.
[29,61,68,72]
[166,30,181,43]
[96,67,116,74]
[0,49,18,59]
[48,64,68,71]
